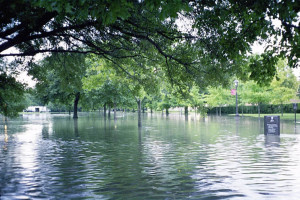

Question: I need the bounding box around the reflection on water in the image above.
[1,113,300,199]
[3,125,8,151]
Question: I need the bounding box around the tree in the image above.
[2,1,299,119]
[30,53,87,118]
[83,56,138,119]
[235,81,248,116]
[0,58,28,118]
[0,72,27,118]
[1,0,298,87]
[158,83,178,115]
[205,86,231,116]
[243,81,272,117]
[187,85,207,116]
[270,59,298,116]
[83,55,161,126]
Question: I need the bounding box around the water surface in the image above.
[1,113,300,199]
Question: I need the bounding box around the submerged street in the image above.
[1,113,300,199]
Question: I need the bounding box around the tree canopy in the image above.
[1,0,299,118]
[1,0,299,86]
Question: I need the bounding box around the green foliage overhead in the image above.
[0,0,298,88]
[83,55,161,106]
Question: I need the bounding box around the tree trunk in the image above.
[184,106,188,115]
[68,104,71,115]
[114,101,117,120]
[108,106,111,118]
[219,107,221,116]
[281,103,283,117]
[166,108,169,115]
[104,103,107,118]
[151,108,153,113]
[258,103,260,118]
[242,105,244,116]
[137,99,142,127]
[73,92,80,119]
[74,119,79,137]
[142,107,145,113]
[216,107,218,116]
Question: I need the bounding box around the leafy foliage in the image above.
[29,53,87,114]
[0,73,27,117]
[1,0,299,88]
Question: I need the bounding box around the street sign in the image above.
[264,116,280,135]
[293,103,298,110]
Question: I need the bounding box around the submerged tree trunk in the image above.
[68,104,72,115]
[74,118,79,137]
[137,99,142,127]
[104,103,107,118]
[73,92,80,119]
[114,101,117,120]
[184,106,188,115]
[242,105,244,117]
[108,106,111,118]
[258,103,261,118]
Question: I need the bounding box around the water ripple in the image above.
[1,114,300,199]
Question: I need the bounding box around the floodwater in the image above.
[0,112,300,200]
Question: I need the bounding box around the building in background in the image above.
[24,106,50,112]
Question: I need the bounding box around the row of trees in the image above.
[206,59,298,117]
[0,0,299,123]
[0,53,298,121]
[20,55,297,123]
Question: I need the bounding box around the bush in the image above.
[209,103,299,115]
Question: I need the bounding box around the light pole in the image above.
[234,80,239,116]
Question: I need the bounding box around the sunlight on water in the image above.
[1,113,300,199]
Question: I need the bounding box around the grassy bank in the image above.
[229,113,300,120]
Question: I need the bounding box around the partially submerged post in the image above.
[234,80,239,117]
[108,106,111,118]
[264,116,280,135]
[184,106,188,115]
[137,99,142,127]
[114,101,117,121]
[293,103,297,124]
